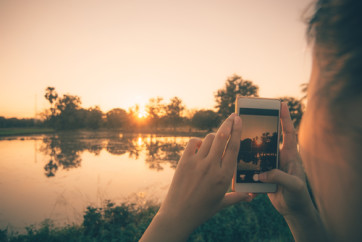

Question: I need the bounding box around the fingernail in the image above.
[259,172,266,181]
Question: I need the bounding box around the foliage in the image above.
[106,108,129,129]
[191,110,220,131]
[4,196,292,242]
[0,117,40,128]
[145,97,165,129]
[44,87,58,116]
[44,87,105,130]
[300,83,308,102]
[0,128,53,136]
[38,81,306,132]
[85,106,103,129]
[163,97,185,130]
[215,74,259,119]
[279,96,305,129]
[189,195,292,241]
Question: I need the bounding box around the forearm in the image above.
[284,207,328,242]
[140,211,194,242]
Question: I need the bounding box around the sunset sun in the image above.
[137,106,148,119]
[138,110,147,119]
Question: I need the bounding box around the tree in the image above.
[106,108,129,129]
[191,110,220,131]
[300,83,308,102]
[146,97,165,129]
[85,106,103,129]
[44,87,87,129]
[215,74,259,119]
[279,97,304,129]
[44,87,58,116]
[164,97,185,130]
[55,94,84,129]
[56,94,82,113]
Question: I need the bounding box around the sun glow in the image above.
[137,109,147,118]
[255,138,262,146]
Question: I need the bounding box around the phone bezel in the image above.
[232,96,280,193]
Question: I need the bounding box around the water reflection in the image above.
[39,132,188,177]
[145,136,185,171]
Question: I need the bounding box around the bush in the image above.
[5,196,292,241]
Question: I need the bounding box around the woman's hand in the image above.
[258,102,327,241]
[258,102,312,216]
[141,114,252,242]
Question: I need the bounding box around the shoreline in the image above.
[0,127,211,138]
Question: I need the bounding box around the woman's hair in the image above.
[307,0,362,161]
[307,0,362,107]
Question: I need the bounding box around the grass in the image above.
[0,128,54,137]
[2,196,292,242]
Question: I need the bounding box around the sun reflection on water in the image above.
[137,136,143,146]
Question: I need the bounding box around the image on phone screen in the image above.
[237,108,279,183]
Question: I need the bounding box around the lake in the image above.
[0,131,191,232]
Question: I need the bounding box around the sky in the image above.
[240,115,278,141]
[0,0,313,118]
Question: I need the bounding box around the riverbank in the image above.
[0,128,54,137]
[2,196,292,241]
[0,127,210,138]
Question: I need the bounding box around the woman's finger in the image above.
[207,114,235,163]
[197,133,215,158]
[182,138,202,157]
[222,115,242,174]
[280,102,298,150]
[220,192,252,209]
[248,193,259,200]
[259,169,304,193]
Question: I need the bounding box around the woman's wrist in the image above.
[140,210,195,242]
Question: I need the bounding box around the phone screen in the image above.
[237,108,279,183]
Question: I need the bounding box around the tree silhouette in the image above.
[215,74,259,119]
[191,110,220,131]
[164,97,185,131]
[55,94,84,129]
[106,108,129,129]
[300,83,308,102]
[44,87,90,129]
[85,106,103,129]
[44,87,58,116]
[146,97,165,129]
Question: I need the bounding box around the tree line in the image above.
[0,117,38,128]
[0,74,306,131]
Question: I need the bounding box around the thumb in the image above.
[259,169,304,193]
[221,192,252,209]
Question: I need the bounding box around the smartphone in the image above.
[232,97,280,193]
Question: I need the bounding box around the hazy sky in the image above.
[0,0,313,118]
[240,114,278,140]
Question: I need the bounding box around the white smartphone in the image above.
[232,97,280,193]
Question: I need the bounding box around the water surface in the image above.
[0,131,189,232]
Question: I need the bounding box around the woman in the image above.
[141,0,362,241]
